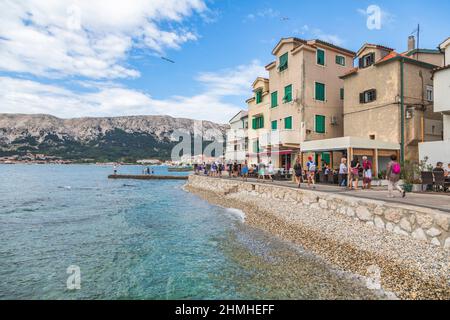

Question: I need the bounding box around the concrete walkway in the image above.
[217,176,450,213]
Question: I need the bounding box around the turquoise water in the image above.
[0,164,384,300]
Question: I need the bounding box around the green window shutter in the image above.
[315,82,325,101]
[279,53,288,71]
[340,88,344,100]
[256,90,262,104]
[252,118,257,129]
[271,91,278,108]
[321,152,330,165]
[315,115,325,133]
[284,116,292,130]
[284,84,292,102]
[271,120,277,130]
[317,49,325,65]
[259,116,264,129]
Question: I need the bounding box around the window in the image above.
[340,88,344,100]
[234,145,239,151]
[255,90,262,104]
[315,115,326,133]
[359,52,375,68]
[283,84,293,103]
[244,138,248,150]
[336,55,346,66]
[284,116,293,130]
[426,85,433,102]
[253,140,260,153]
[279,53,288,72]
[369,135,376,140]
[271,91,278,108]
[405,106,414,119]
[271,120,278,130]
[315,82,326,101]
[252,116,264,129]
[359,89,377,103]
[317,49,325,66]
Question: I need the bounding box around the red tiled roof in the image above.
[342,68,358,77]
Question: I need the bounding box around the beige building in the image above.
[341,38,444,163]
[246,38,355,169]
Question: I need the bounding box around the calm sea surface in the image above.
[0,164,386,299]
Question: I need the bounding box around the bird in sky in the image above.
[161,56,175,63]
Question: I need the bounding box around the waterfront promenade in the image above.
[216,176,450,213]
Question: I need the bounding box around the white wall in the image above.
[419,140,450,167]
[433,68,450,113]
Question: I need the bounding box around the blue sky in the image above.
[0,0,449,123]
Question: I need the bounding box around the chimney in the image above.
[408,35,416,51]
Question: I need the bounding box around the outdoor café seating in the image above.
[421,171,449,192]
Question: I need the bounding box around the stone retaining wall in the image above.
[187,175,450,250]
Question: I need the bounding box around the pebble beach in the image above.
[185,180,450,300]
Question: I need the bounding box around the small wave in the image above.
[225,208,246,222]
[58,186,72,190]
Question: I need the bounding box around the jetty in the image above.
[108,174,189,180]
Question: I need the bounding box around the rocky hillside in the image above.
[0,114,229,161]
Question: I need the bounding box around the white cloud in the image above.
[312,28,345,46]
[294,25,344,46]
[244,8,280,22]
[0,0,206,79]
[0,61,266,123]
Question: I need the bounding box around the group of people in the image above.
[433,162,450,177]
[194,154,450,198]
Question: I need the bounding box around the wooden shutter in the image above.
[272,120,277,130]
[359,92,364,103]
[317,49,325,65]
[315,83,325,101]
[315,115,325,133]
[271,91,278,108]
[285,116,292,129]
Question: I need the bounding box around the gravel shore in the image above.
[185,184,450,300]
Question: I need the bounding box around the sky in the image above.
[0,0,449,124]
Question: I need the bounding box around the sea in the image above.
[0,164,389,299]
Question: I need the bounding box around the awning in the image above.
[247,149,296,157]
[300,136,400,152]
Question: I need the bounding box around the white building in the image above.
[225,110,248,162]
[419,37,450,166]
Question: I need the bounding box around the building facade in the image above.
[246,38,355,169]
[341,39,444,162]
[225,110,248,163]
[419,37,450,166]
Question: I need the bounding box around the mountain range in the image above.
[0,114,229,162]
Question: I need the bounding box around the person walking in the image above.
[386,154,405,198]
[362,156,373,190]
[241,161,249,182]
[349,156,360,190]
[258,161,266,182]
[293,156,303,188]
[267,161,275,182]
[339,158,348,187]
[306,156,316,189]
